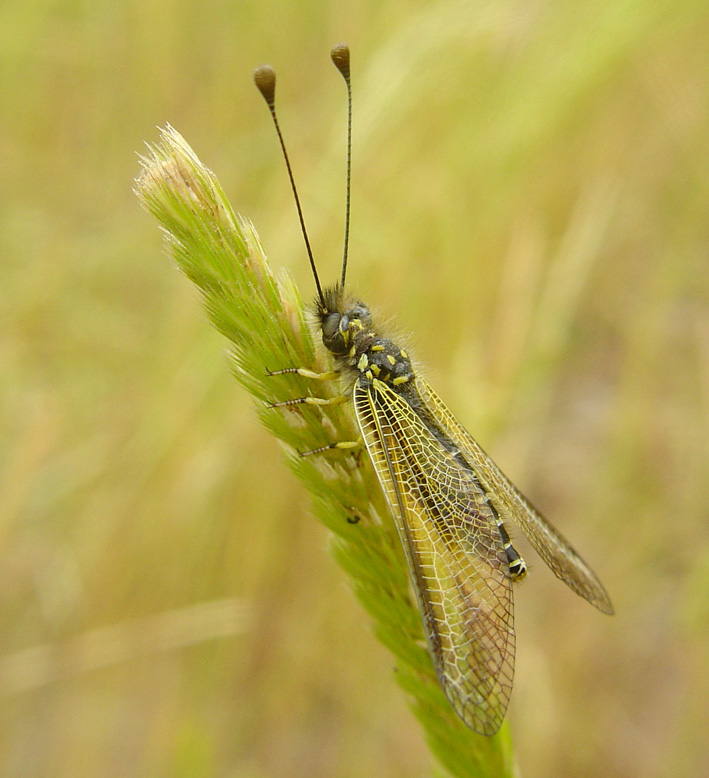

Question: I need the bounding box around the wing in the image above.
[416,378,614,615]
[354,377,515,736]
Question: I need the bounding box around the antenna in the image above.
[330,44,352,290]
[253,64,325,304]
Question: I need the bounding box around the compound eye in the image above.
[322,312,341,339]
[351,302,371,327]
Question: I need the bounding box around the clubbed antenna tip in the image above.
[253,65,276,107]
[331,44,350,80]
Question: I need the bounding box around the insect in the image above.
[253,44,613,737]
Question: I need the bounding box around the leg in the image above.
[267,365,361,456]
[299,438,362,457]
[267,367,340,381]
[269,394,349,409]
[267,365,345,408]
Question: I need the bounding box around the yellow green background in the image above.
[2,1,707,776]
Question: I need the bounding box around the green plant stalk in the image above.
[136,125,516,778]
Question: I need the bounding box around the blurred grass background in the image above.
[1,0,708,776]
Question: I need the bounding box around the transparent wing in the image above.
[354,378,515,736]
[416,378,614,615]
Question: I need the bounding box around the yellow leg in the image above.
[269,395,349,409]
[300,438,363,457]
[268,365,346,408]
[267,365,361,458]
[267,367,340,381]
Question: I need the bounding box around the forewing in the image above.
[416,378,614,615]
[354,378,515,736]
